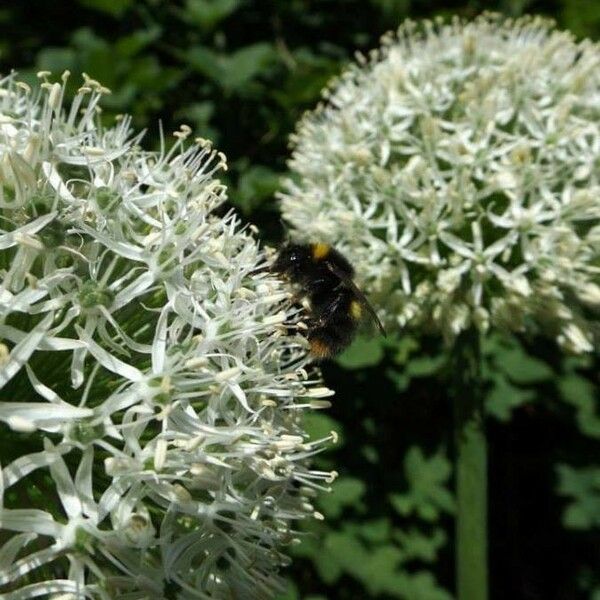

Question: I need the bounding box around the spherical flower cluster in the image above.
[281,15,600,352]
[0,72,335,599]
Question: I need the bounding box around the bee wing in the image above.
[326,262,386,337]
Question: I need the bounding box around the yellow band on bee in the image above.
[349,300,362,320]
[311,242,330,260]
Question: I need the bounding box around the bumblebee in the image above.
[271,242,385,358]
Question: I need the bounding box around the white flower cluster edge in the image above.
[281,14,600,352]
[0,71,335,599]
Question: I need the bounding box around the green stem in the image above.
[453,329,488,600]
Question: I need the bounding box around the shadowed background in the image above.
[1,1,599,598]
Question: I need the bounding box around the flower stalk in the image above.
[452,329,487,600]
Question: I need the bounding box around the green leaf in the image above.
[78,0,133,17]
[491,340,553,384]
[562,0,600,39]
[182,0,241,30]
[357,518,391,543]
[386,366,410,392]
[318,477,366,518]
[186,43,278,93]
[485,372,536,421]
[232,165,281,214]
[324,531,370,578]
[388,571,454,600]
[390,447,455,521]
[369,0,410,21]
[184,46,222,80]
[36,48,77,73]
[308,522,451,599]
[406,354,446,378]
[272,48,340,108]
[69,28,115,86]
[559,374,600,439]
[386,341,443,391]
[361,545,405,595]
[361,444,379,464]
[221,43,279,91]
[390,494,413,515]
[337,334,384,369]
[275,580,299,600]
[115,27,161,57]
[313,550,343,585]
[394,528,447,563]
[392,335,420,365]
[556,464,600,529]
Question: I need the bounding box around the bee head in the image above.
[271,243,312,277]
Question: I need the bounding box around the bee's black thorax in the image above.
[271,242,352,282]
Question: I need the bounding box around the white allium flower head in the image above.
[0,71,335,599]
[281,14,600,352]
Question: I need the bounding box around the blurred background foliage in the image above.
[1,1,599,598]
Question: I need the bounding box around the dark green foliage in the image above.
[557,464,600,529]
[1,1,599,598]
[288,433,454,598]
[389,448,455,522]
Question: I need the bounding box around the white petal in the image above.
[112,271,156,310]
[228,381,255,414]
[0,313,53,388]
[41,162,75,202]
[0,545,61,586]
[75,446,97,522]
[25,364,64,403]
[2,448,69,488]
[0,532,37,571]
[75,325,144,383]
[439,232,475,259]
[152,303,170,374]
[0,212,57,250]
[0,286,49,314]
[44,439,82,519]
[1,579,78,599]
[0,508,63,538]
[0,323,84,351]
[0,403,93,431]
